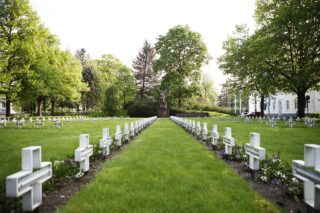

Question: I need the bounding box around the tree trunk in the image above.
[260,95,265,117]
[51,97,56,115]
[37,97,42,116]
[5,95,11,118]
[297,90,307,117]
[254,96,257,114]
[42,98,46,116]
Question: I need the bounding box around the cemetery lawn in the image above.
[196,117,320,163]
[0,118,137,184]
[60,118,277,212]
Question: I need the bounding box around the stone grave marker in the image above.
[222,127,235,155]
[29,117,33,123]
[54,118,63,128]
[115,125,123,147]
[99,128,113,156]
[286,117,296,128]
[124,123,130,143]
[211,124,219,149]
[245,133,266,179]
[196,121,201,138]
[130,122,135,138]
[202,122,208,142]
[75,134,93,172]
[6,146,52,211]
[293,144,320,210]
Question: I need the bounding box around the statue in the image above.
[159,89,167,109]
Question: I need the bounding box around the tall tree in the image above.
[81,66,100,111]
[218,25,276,116]
[115,66,136,106]
[0,0,39,117]
[255,0,320,117]
[154,25,210,108]
[132,40,158,99]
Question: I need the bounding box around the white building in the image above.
[248,90,320,117]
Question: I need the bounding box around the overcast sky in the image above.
[29,0,257,92]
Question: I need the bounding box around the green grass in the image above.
[60,118,277,212]
[195,117,320,163]
[0,118,137,184]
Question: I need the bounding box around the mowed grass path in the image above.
[0,118,137,184]
[60,118,277,212]
[195,118,320,163]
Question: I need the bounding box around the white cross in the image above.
[134,121,139,134]
[130,122,135,137]
[211,124,219,146]
[222,127,235,155]
[6,146,52,211]
[115,125,122,147]
[124,123,130,142]
[75,134,93,172]
[99,128,113,156]
[192,120,196,135]
[196,121,201,137]
[245,133,266,170]
[202,122,208,141]
[293,144,320,209]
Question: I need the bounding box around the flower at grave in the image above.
[53,160,64,167]
[271,178,281,185]
[260,175,268,182]
[75,171,84,179]
[292,177,299,184]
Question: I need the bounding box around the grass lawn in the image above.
[60,118,277,213]
[194,117,320,163]
[0,118,137,184]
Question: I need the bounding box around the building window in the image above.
[286,100,290,110]
[272,101,276,110]
[294,99,297,109]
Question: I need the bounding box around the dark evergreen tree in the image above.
[132,40,158,99]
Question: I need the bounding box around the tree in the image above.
[103,85,121,116]
[254,0,320,117]
[132,40,158,99]
[200,73,217,106]
[0,0,40,117]
[154,25,210,108]
[81,66,100,111]
[218,25,276,116]
[115,66,136,106]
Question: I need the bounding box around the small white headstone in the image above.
[6,146,52,211]
[293,144,320,209]
[211,124,219,146]
[245,133,266,170]
[99,128,113,156]
[222,127,235,155]
[75,134,93,172]
[202,122,208,141]
[115,125,122,147]
[124,123,130,142]
[130,122,135,137]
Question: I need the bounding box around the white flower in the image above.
[75,171,84,179]
[54,160,64,167]
[292,177,299,183]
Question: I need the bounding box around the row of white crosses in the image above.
[170,116,266,173]
[6,116,157,211]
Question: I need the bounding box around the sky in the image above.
[29,0,257,93]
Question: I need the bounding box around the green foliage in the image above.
[132,40,158,99]
[259,156,303,199]
[127,99,157,117]
[103,85,121,116]
[154,25,210,108]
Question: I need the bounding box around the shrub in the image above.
[127,100,157,117]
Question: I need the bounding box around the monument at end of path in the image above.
[157,89,170,117]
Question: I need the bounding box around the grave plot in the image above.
[60,119,277,212]
[0,118,138,185]
[192,117,320,163]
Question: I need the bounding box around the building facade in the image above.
[248,90,320,116]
